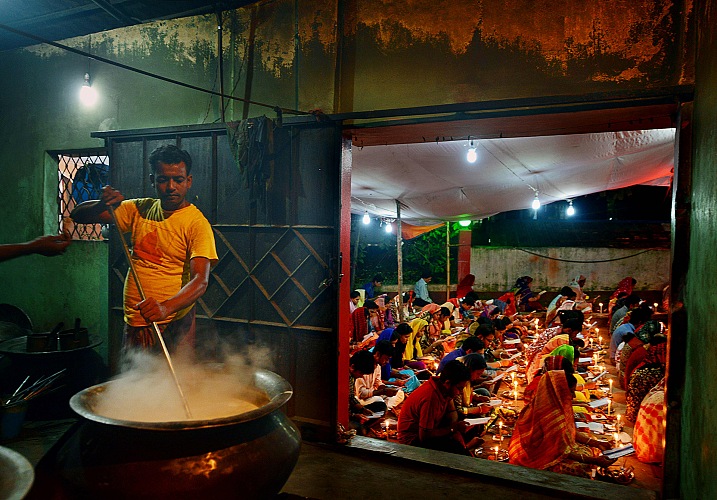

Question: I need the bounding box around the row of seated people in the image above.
[347,301,535,452]
[350,304,667,475]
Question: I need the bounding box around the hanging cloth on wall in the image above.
[226,116,276,212]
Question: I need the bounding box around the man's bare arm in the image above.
[135,257,212,323]
[0,232,71,263]
[70,186,124,224]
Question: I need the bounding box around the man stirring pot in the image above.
[71,145,218,354]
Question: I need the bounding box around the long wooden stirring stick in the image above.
[107,205,193,419]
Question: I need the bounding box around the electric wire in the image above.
[516,248,655,263]
[0,22,309,116]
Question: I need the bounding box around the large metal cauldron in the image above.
[55,369,301,499]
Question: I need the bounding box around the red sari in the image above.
[608,276,634,315]
[456,274,475,298]
[350,307,368,342]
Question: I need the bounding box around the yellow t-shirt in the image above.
[113,199,218,326]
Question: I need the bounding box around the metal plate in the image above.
[0,446,34,500]
[0,335,102,357]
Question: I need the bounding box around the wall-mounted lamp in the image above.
[362,211,370,225]
[79,72,98,107]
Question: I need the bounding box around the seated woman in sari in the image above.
[623,320,663,389]
[350,299,381,348]
[509,370,615,477]
[417,309,451,358]
[608,277,636,316]
[391,318,428,376]
[618,332,643,388]
[497,291,517,317]
[456,274,476,299]
[626,335,667,422]
[512,276,544,312]
[383,325,421,392]
[545,287,577,326]
[633,377,666,464]
[523,354,571,403]
[525,316,584,384]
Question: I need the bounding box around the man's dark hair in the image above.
[349,350,375,375]
[440,360,471,385]
[476,316,493,327]
[493,316,512,331]
[374,340,394,357]
[363,300,379,310]
[149,145,193,174]
[462,336,484,353]
[475,323,495,338]
[440,307,452,318]
[350,290,361,299]
[570,338,585,349]
[460,353,487,371]
[629,304,653,325]
[421,269,432,279]
[464,291,480,302]
[394,323,412,337]
[562,317,583,332]
[462,295,477,307]
[625,294,641,307]
[559,286,574,296]
[649,334,667,346]
[372,275,383,283]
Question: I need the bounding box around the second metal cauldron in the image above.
[54,369,301,499]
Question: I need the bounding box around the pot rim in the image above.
[69,368,293,430]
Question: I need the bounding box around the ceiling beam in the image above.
[88,0,137,25]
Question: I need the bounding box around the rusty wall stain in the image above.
[356,0,680,82]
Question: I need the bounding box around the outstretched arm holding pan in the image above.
[70,185,124,224]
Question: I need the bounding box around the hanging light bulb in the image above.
[531,192,541,210]
[385,222,393,233]
[566,200,575,216]
[458,220,472,227]
[79,72,98,107]
[466,139,477,163]
[362,211,370,224]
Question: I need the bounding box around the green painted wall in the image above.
[682,0,717,496]
[0,3,702,490]
[0,0,685,356]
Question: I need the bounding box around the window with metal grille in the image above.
[54,150,109,241]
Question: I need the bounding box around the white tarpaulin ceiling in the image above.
[351,128,675,225]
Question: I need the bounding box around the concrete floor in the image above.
[282,441,559,500]
[4,419,658,500]
[281,437,658,500]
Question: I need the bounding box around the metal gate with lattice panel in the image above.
[94,120,344,435]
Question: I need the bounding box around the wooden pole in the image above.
[446,221,450,301]
[396,200,404,322]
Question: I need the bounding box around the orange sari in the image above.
[509,370,576,470]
